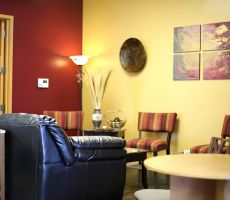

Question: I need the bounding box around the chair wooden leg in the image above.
[153,151,157,156]
[166,148,170,155]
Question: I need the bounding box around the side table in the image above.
[83,129,125,138]
[126,148,148,188]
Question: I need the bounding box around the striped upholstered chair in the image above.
[126,112,177,156]
[191,115,230,153]
[43,111,83,136]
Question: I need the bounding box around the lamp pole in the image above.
[69,55,89,110]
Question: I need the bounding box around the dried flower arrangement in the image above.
[83,65,112,110]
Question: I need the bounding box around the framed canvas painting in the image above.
[203,51,230,80]
[173,53,200,80]
[203,21,230,51]
[174,25,201,53]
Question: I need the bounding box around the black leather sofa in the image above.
[0,113,126,200]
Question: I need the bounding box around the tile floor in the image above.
[123,164,169,200]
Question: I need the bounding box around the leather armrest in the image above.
[70,136,126,162]
[74,149,126,162]
[70,135,126,149]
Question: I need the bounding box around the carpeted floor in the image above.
[123,164,170,200]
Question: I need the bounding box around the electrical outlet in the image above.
[183,149,191,155]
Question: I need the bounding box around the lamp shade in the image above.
[69,55,89,65]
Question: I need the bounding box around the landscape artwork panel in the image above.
[203,21,230,51]
[174,25,201,53]
[203,51,230,80]
[173,53,200,80]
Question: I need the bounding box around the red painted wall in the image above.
[0,0,83,114]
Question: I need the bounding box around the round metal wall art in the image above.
[119,38,146,72]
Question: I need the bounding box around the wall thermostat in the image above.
[38,78,49,88]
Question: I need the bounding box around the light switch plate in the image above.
[38,78,49,88]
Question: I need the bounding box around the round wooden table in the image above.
[144,154,230,200]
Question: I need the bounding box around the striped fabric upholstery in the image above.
[138,112,177,132]
[190,144,209,153]
[127,138,168,152]
[191,115,230,153]
[43,111,83,136]
[126,112,177,156]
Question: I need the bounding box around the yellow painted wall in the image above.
[82,0,230,153]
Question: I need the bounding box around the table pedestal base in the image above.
[171,176,230,200]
